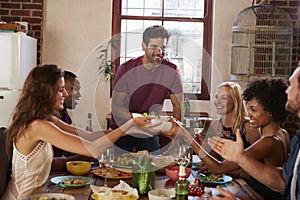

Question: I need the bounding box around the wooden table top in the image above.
[30,165,263,200]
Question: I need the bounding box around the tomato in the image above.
[188,188,196,196]
[189,182,205,197]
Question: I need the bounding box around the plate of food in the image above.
[92,167,132,179]
[133,112,172,132]
[90,181,139,200]
[28,193,75,200]
[196,174,233,187]
[114,153,137,169]
[50,175,94,187]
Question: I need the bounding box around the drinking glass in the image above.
[177,144,192,166]
[193,120,205,136]
[98,147,115,186]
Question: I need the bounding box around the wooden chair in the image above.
[0,127,11,198]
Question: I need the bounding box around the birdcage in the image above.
[231,0,293,79]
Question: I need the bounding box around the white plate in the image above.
[28,193,75,200]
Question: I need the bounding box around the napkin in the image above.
[90,180,139,200]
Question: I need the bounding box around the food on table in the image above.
[188,178,205,196]
[111,190,129,195]
[63,179,88,185]
[66,160,91,176]
[92,167,132,178]
[189,178,205,196]
[30,197,67,200]
[199,174,224,182]
[90,180,139,200]
[115,153,136,167]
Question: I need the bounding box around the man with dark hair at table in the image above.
[53,70,81,157]
[59,70,81,125]
[111,25,183,155]
[51,70,96,171]
[208,66,300,200]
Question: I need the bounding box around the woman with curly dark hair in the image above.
[166,77,290,200]
[2,64,156,200]
[239,78,290,199]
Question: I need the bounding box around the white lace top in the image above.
[2,141,53,200]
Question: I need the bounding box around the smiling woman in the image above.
[189,78,290,200]
[2,64,159,200]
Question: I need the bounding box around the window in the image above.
[112,0,213,100]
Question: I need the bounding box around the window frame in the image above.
[111,0,213,100]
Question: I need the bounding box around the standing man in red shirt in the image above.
[111,25,184,155]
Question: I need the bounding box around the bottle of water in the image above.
[184,97,190,117]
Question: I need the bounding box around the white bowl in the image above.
[148,189,175,200]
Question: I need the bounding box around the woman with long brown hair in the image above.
[3,64,155,200]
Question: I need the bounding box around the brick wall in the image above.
[0,0,43,64]
[269,0,300,137]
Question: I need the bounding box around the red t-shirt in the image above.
[111,56,183,129]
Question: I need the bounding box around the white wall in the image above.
[42,0,253,128]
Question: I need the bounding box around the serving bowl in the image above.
[165,165,191,182]
[148,189,175,200]
[66,161,91,176]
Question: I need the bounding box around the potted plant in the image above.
[96,35,120,82]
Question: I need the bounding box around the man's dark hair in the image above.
[64,70,77,82]
[143,25,171,46]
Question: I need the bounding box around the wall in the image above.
[1,0,299,129]
[42,0,112,130]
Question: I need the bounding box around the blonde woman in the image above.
[168,78,290,200]
[195,82,260,162]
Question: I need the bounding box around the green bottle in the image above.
[131,151,155,195]
[175,164,190,200]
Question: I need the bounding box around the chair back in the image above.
[0,127,11,198]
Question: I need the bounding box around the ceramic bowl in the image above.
[66,161,91,176]
[165,165,191,182]
[148,189,175,200]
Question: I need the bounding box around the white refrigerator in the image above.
[0,32,37,127]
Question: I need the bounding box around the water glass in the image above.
[98,147,115,186]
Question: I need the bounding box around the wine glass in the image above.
[177,145,192,166]
[98,149,111,187]
[101,147,115,187]
[193,120,205,136]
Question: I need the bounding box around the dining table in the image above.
[29,156,263,200]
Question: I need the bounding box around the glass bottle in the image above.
[175,164,190,200]
[85,113,93,131]
[184,97,190,117]
[131,151,155,195]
